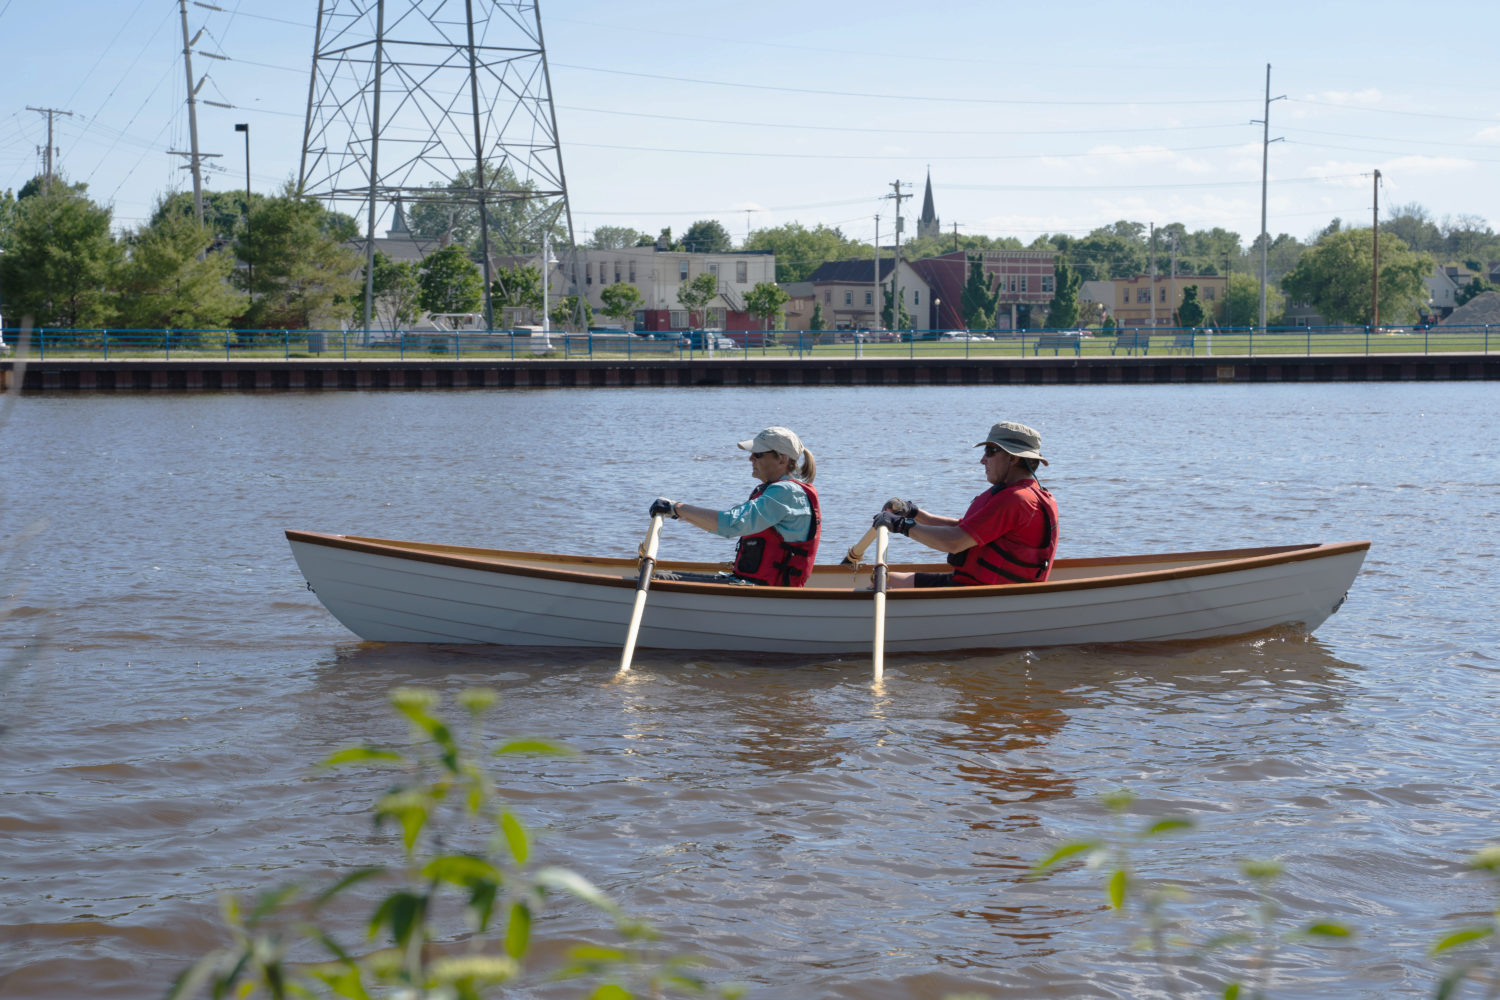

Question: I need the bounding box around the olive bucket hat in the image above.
[974,421,1048,465]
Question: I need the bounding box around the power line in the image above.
[551,63,1253,107]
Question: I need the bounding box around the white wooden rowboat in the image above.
[285,530,1368,654]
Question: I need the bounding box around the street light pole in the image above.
[234,123,252,293]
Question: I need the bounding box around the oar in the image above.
[618,513,664,674]
[871,525,889,682]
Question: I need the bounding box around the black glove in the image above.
[883,497,921,519]
[872,510,914,535]
[649,497,678,519]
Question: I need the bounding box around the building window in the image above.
[1020,276,1028,292]
[679,261,689,281]
[629,260,636,283]
[913,290,921,304]
[1137,289,1150,303]
[1010,276,1017,292]
[864,291,872,306]
[1042,275,1054,293]
[845,291,853,305]
[1159,288,1167,302]
[824,290,831,303]
[709,263,719,277]
[1204,286,1215,300]
[614,261,621,283]
[736,261,747,283]
[599,262,608,284]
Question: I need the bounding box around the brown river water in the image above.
[2,382,1497,999]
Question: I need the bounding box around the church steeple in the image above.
[917,167,939,240]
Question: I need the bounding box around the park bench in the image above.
[1110,331,1152,355]
[1033,332,1083,355]
[1167,331,1198,353]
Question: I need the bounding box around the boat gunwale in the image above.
[285,529,1370,602]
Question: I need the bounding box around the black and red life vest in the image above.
[949,480,1057,586]
[732,478,821,587]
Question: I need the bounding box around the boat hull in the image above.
[286,531,1368,653]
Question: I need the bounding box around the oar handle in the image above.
[842,498,911,567]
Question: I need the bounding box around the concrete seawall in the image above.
[3,353,1497,392]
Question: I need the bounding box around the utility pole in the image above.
[884,179,910,330]
[174,0,210,226]
[872,214,880,334]
[1253,63,1286,333]
[25,106,73,191]
[952,221,959,253]
[1372,169,1382,330]
[1170,234,1179,328]
[1149,222,1157,329]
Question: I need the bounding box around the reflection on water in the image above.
[2,384,1499,999]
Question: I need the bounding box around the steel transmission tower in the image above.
[298,0,576,331]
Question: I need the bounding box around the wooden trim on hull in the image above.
[285,529,1369,601]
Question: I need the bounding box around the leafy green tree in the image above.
[406,163,565,256]
[356,252,421,328]
[1281,228,1433,325]
[491,262,542,314]
[599,281,643,327]
[676,271,719,327]
[743,281,789,331]
[1223,272,1280,327]
[0,177,120,328]
[902,231,1022,263]
[959,254,1001,330]
[1456,276,1496,307]
[114,203,245,330]
[653,227,682,251]
[881,283,911,330]
[808,301,824,332]
[549,294,591,331]
[417,245,484,315]
[151,189,267,244]
[744,222,869,283]
[587,226,646,250]
[1176,285,1205,328]
[1044,258,1083,329]
[236,185,361,330]
[680,219,732,254]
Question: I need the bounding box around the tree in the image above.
[744,281,789,331]
[958,254,1001,330]
[881,283,911,330]
[115,203,245,331]
[417,245,484,315]
[549,294,590,331]
[0,177,120,328]
[1280,228,1433,325]
[808,301,825,332]
[1456,276,1496,307]
[490,262,542,314]
[151,189,268,244]
[599,281,643,327]
[235,185,361,330]
[1044,258,1083,329]
[1223,272,1280,327]
[587,226,645,250]
[1176,285,1205,328]
[676,271,719,327]
[355,252,420,328]
[744,222,869,283]
[406,163,564,256]
[679,219,732,254]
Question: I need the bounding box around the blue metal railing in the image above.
[6,324,1494,361]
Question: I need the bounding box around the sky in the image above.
[2,0,1496,252]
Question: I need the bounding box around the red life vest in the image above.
[732,479,822,587]
[949,480,1057,586]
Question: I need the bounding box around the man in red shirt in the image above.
[874,421,1058,588]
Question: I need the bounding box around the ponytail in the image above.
[796,448,817,483]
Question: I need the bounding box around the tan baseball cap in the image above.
[974,421,1047,464]
[737,426,803,460]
